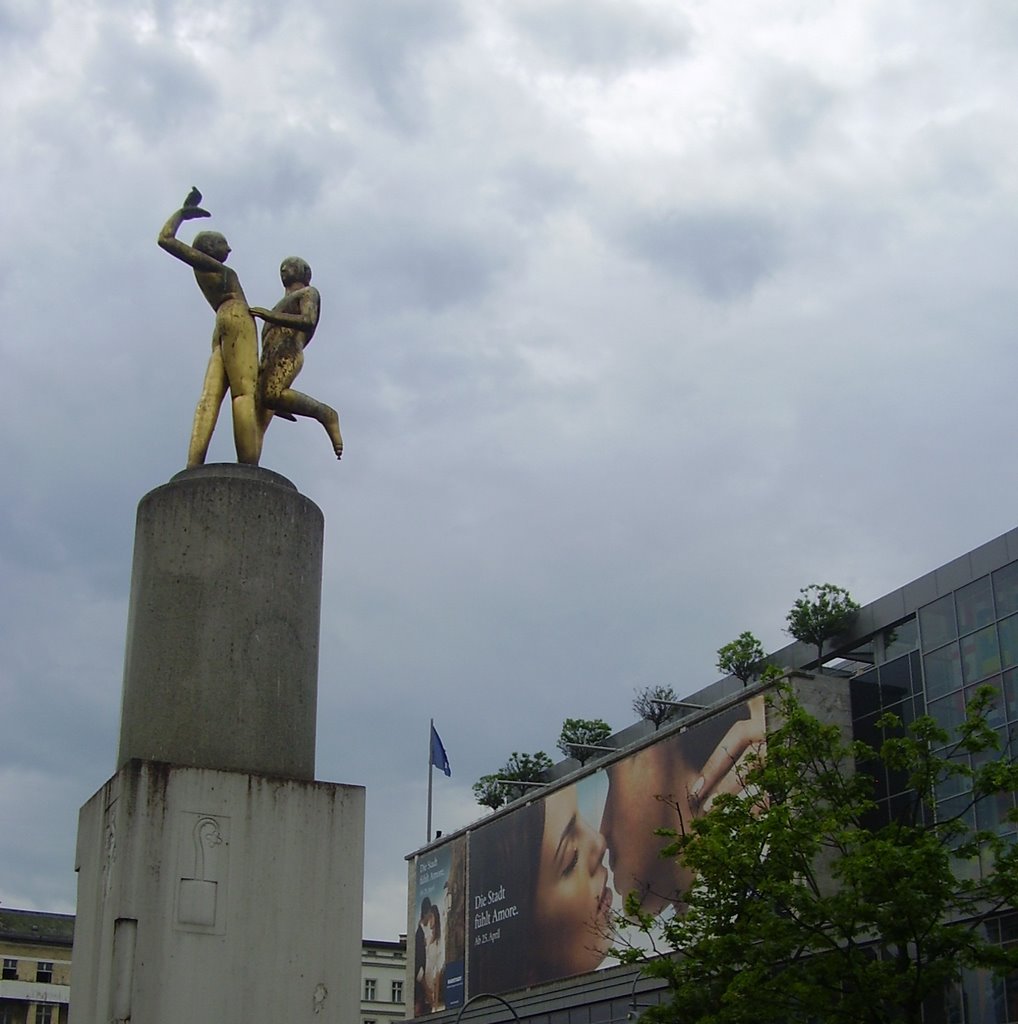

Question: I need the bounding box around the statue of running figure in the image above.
[250,257,343,460]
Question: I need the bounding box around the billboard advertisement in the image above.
[412,836,466,1015]
[409,693,766,1007]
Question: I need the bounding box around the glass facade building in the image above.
[408,526,1018,1024]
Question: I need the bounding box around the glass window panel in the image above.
[884,770,909,806]
[860,802,891,831]
[991,966,1015,1024]
[942,793,978,834]
[1000,615,1018,671]
[976,790,1015,834]
[961,626,1001,684]
[921,595,958,649]
[999,911,1018,946]
[852,709,884,752]
[929,978,958,1024]
[850,673,881,719]
[929,690,967,737]
[925,643,963,700]
[875,707,907,740]
[852,719,887,799]
[909,649,923,695]
[882,617,918,661]
[896,696,919,730]
[995,562,1018,618]
[971,725,1009,767]
[879,655,912,705]
[949,853,980,888]
[964,682,1005,732]
[936,764,972,803]
[877,697,917,738]
[857,760,886,802]
[962,966,1000,1023]
[956,576,996,635]
[1004,669,1018,724]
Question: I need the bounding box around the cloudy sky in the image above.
[2,0,1018,940]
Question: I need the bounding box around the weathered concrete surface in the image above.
[73,761,365,1024]
[117,464,323,780]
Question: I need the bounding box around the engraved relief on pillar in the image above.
[175,813,230,933]
[100,798,118,904]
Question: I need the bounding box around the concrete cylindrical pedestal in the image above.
[117,464,323,780]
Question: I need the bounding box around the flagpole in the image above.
[427,717,434,843]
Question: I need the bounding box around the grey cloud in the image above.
[342,218,517,313]
[0,0,52,45]
[510,0,688,71]
[85,23,214,141]
[494,159,582,222]
[620,209,785,301]
[199,141,341,222]
[755,66,837,158]
[330,0,468,132]
[150,0,281,42]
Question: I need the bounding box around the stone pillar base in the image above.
[72,761,364,1024]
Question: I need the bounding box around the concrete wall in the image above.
[73,761,364,1024]
[117,465,323,780]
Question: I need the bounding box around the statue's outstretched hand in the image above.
[249,307,270,319]
[179,206,211,220]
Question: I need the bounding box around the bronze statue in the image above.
[158,191,261,467]
[251,257,343,460]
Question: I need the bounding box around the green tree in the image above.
[557,718,613,765]
[632,685,679,730]
[472,773,507,811]
[715,631,767,685]
[619,685,1018,1024]
[472,751,554,808]
[786,582,860,666]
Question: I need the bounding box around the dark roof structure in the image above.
[0,908,74,947]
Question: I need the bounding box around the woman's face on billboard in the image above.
[600,697,768,916]
[534,786,613,974]
[601,740,691,915]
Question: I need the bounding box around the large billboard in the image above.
[410,693,766,1007]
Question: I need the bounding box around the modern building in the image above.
[0,909,73,1024]
[361,936,408,1024]
[405,524,1018,1024]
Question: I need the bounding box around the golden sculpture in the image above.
[158,191,343,466]
[158,191,261,467]
[251,257,343,459]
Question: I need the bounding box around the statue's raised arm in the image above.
[157,189,221,270]
[158,190,260,467]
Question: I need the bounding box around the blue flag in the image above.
[430,724,451,777]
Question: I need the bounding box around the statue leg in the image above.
[231,391,259,465]
[257,345,299,449]
[272,388,344,460]
[220,305,261,465]
[187,348,228,468]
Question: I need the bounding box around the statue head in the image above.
[280,256,312,287]
[193,231,231,263]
